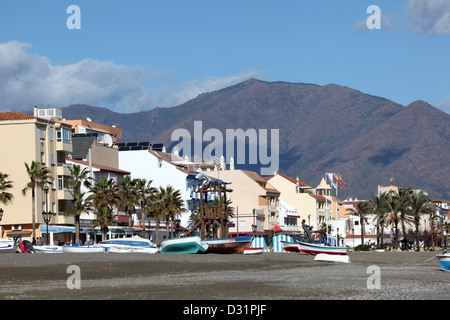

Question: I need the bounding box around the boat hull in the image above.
[34,245,63,253]
[281,241,300,252]
[243,247,263,255]
[437,253,450,272]
[99,236,159,253]
[202,236,252,254]
[62,245,108,253]
[297,241,348,255]
[160,236,208,254]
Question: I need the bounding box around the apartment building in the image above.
[0,109,73,241]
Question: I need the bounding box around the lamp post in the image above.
[42,185,51,245]
[174,218,181,237]
[251,209,257,233]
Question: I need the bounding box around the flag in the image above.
[325,173,337,189]
[333,174,345,189]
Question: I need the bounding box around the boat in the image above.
[243,247,263,255]
[99,236,159,253]
[436,252,450,271]
[160,236,208,254]
[0,239,14,251]
[297,241,348,255]
[202,236,252,254]
[34,245,63,253]
[62,244,109,253]
[281,240,300,253]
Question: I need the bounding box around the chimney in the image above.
[34,106,38,117]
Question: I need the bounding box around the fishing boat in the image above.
[243,247,263,255]
[62,244,109,253]
[202,236,252,254]
[0,239,14,251]
[436,252,450,271]
[99,236,159,253]
[281,240,300,253]
[297,241,348,255]
[34,245,63,253]
[160,236,208,254]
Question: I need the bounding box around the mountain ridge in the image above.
[54,79,450,200]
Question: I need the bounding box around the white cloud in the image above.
[438,96,450,113]
[0,41,265,113]
[406,0,450,35]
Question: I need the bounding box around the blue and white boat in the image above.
[0,239,14,251]
[160,236,208,254]
[436,252,450,272]
[99,236,159,253]
[34,245,63,253]
[62,244,108,253]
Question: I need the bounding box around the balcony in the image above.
[56,163,72,176]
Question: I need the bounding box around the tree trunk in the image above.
[31,188,36,240]
[155,218,160,245]
[75,214,80,244]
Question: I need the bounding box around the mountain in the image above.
[59,79,450,200]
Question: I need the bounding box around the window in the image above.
[56,128,71,143]
[49,128,54,141]
[41,152,45,164]
[56,129,62,142]
[50,154,55,165]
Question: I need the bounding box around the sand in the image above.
[0,251,448,300]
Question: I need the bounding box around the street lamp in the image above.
[42,185,51,245]
[174,218,181,237]
[251,209,257,233]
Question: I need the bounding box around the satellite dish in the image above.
[103,134,113,147]
[86,117,92,122]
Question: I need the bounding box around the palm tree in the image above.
[347,200,374,246]
[135,178,156,239]
[0,172,14,206]
[385,189,411,250]
[116,176,139,229]
[398,188,414,250]
[372,192,390,249]
[410,191,437,251]
[156,186,185,239]
[65,164,93,244]
[148,190,165,245]
[65,191,93,244]
[67,164,93,195]
[93,206,117,240]
[88,177,118,240]
[22,161,51,240]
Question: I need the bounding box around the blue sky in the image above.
[1,0,449,113]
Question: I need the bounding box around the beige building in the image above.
[0,111,74,241]
[207,169,280,234]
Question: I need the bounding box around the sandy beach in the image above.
[0,251,448,301]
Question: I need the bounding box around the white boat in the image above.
[436,252,450,272]
[160,236,208,254]
[0,239,14,251]
[243,247,263,255]
[62,245,108,253]
[34,245,63,253]
[297,241,348,255]
[99,236,159,253]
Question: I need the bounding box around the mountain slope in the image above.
[60,79,450,200]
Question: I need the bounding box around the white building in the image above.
[118,144,207,230]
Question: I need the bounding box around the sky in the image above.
[1,0,449,114]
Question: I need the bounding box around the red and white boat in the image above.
[281,241,300,252]
[297,241,348,256]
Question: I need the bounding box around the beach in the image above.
[0,251,448,301]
